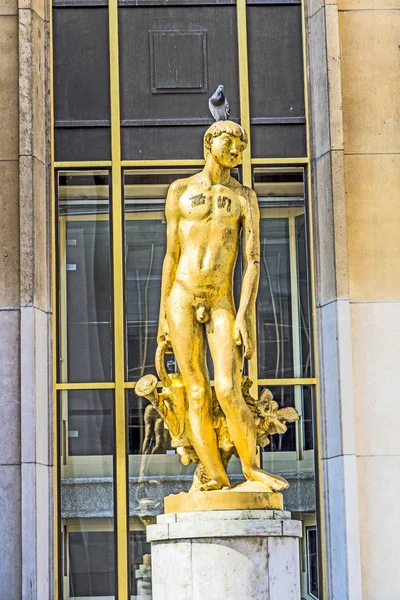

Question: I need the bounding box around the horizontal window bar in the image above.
[56,382,116,390]
[251,117,306,125]
[55,117,305,129]
[55,120,110,128]
[54,161,112,167]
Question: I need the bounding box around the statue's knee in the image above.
[188,383,208,412]
[215,381,234,404]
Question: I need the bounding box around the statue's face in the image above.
[209,132,246,168]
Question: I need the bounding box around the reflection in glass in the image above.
[307,526,320,599]
[260,385,314,458]
[57,170,112,383]
[59,391,115,598]
[68,528,115,598]
[258,218,294,379]
[254,167,312,380]
[129,526,152,597]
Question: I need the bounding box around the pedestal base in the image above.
[164,480,283,513]
[147,509,302,600]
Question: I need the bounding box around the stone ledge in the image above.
[158,509,291,523]
[147,511,303,542]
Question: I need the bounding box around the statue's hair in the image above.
[204,120,248,158]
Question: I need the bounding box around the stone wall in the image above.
[306,0,363,597]
[339,0,400,597]
[0,0,52,595]
[0,0,21,595]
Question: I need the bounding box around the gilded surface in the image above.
[136,121,298,498]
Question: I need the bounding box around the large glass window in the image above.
[53,0,322,597]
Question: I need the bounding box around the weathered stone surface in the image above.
[340,10,400,154]
[352,302,400,456]
[0,0,17,14]
[0,16,18,160]
[357,455,400,599]
[0,465,22,600]
[149,511,301,600]
[0,310,20,465]
[307,7,330,158]
[0,161,19,307]
[346,154,400,302]
[268,537,301,600]
[19,8,33,156]
[32,11,47,163]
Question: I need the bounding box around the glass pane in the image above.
[57,170,112,383]
[129,526,152,598]
[68,529,115,597]
[254,167,312,379]
[59,390,115,599]
[307,527,320,599]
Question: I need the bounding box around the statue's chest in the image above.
[180,189,240,221]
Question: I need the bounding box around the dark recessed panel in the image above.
[119,6,239,122]
[55,128,111,161]
[121,125,207,160]
[247,5,305,119]
[53,7,110,122]
[251,124,306,158]
[150,30,208,94]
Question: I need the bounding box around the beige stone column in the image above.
[0,0,21,595]
[19,0,53,594]
[338,0,400,597]
[0,0,52,595]
[306,0,363,597]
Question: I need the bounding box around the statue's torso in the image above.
[174,178,244,299]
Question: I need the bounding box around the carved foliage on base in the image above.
[136,344,299,492]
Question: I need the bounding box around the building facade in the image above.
[0,0,398,597]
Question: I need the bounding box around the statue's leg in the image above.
[166,284,230,489]
[207,305,289,492]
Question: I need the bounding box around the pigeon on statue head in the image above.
[208,84,230,122]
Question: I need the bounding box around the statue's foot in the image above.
[199,479,231,492]
[244,467,289,492]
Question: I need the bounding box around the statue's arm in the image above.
[157,181,183,346]
[234,187,260,359]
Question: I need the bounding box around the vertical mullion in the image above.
[237,0,258,393]
[288,214,304,460]
[108,0,129,598]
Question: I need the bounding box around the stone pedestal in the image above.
[147,509,302,600]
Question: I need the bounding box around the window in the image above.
[52,0,322,598]
[306,527,320,600]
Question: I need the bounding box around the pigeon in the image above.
[208,85,230,121]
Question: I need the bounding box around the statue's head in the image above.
[204,120,248,168]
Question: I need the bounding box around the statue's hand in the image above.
[157,319,173,352]
[234,313,255,359]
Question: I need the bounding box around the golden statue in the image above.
[136,120,298,507]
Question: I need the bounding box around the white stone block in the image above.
[168,518,282,540]
[147,523,169,542]
[192,537,269,600]
[282,520,302,537]
[149,511,301,600]
[157,513,177,524]
[151,540,192,600]
[268,537,301,600]
[175,509,275,522]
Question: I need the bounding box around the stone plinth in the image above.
[147,509,302,600]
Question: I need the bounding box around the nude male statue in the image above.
[157,120,288,493]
